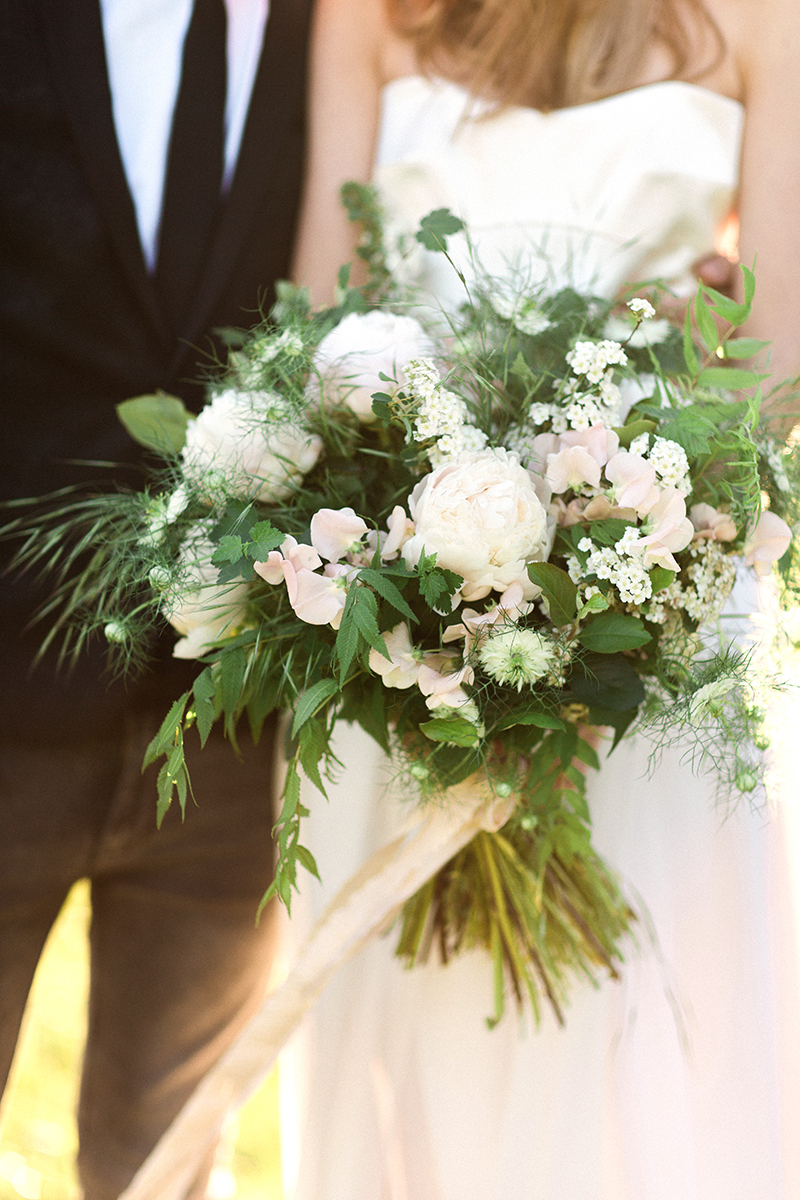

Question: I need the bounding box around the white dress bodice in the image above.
[375,76,743,303]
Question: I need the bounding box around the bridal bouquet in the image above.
[10,197,797,1025]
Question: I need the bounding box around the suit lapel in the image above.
[41,0,168,345]
[176,0,313,360]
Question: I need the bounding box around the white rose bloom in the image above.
[182,388,322,503]
[307,311,435,422]
[162,527,251,659]
[402,447,550,601]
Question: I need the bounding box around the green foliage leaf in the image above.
[648,566,675,593]
[583,518,633,548]
[526,561,577,625]
[297,717,329,795]
[694,291,720,355]
[493,710,565,733]
[697,366,765,391]
[192,667,218,747]
[416,551,464,610]
[613,418,657,448]
[420,717,481,747]
[683,308,700,375]
[295,844,321,880]
[577,611,651,653]
[249,520,284,560]
[143,693,190,769]
[699,263,754,328]
[116,392,192,455]
[577,592,610,620]
[212,535,245,566]
[571,653,645,713]
[720,337,770,360]
[291,677,340,737]
[219,645,247,716]
[334,590,362,685]
[350,587,389,658]
[415,208,465,252]
[358,568,416,622]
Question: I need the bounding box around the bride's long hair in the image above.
[387,0,724,111]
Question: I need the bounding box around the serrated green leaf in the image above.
[193,667,218,746]
[116,392,192,455]
[415,208,465,252]
[577,611,651,653]
[248,521,284,560]
[358,568,416,622]
[295,844,321,880]
[291,677,340,736]
[297,717,329,794]
[219,645,247,715]
[526,561,577,625]
[279,760,302,824]
[334,596,361,685]
[212,534,245,565]
[143,693,190,769]
[420,717,481,747]
[351,590,389,657]
[156,761,175,826]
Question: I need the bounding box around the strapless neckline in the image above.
[380,74,744,119]
[374,74,743,304]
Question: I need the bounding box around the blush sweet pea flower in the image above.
[546,445,602,493]
[744,510,792,576]
[690,503,737,542]
[369,623,420,688]
[310,507,370,562]
[416,653,475,712]
[636,488,694,570]
[288,563,351,627]
[253,535,321,585]
[604,450,659,514]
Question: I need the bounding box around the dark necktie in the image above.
[155,0,227,328]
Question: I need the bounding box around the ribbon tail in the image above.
[119,787,497,1200]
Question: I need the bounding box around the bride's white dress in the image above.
[279,78,800,1200]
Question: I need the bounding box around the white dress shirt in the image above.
[100,0,270,268]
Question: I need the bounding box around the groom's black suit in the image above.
[0,2,312,1194]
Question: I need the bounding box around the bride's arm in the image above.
[292,0,408,304]
[730,0,800,421]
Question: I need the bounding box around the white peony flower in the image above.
[307,311,435,423]
[402,447,550,602]
[163,527,251,659]
[182,388,322,503]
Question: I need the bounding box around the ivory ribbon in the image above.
[120,779,514,1200]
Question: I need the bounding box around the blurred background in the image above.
[0,882,283,1200]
